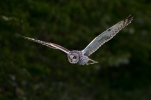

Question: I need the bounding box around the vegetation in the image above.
[0,0,151,100]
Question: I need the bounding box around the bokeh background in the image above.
[1,0,151,100]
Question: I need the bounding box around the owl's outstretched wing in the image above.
[82,15,133,56]
[16,34,70,54]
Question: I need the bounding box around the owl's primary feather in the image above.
[82,15,133,56]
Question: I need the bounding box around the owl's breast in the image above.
[78,51,89,65]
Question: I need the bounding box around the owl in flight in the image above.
[17,15,133,65]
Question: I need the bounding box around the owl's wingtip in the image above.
[123,15,133,24]
[126,15,133,21]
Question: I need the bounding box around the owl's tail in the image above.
[86,59,98,65]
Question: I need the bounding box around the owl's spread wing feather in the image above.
[82,15,133,56]
[16,34,70,54]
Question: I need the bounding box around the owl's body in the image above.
[17,15,133,65]
[67,50,97,65]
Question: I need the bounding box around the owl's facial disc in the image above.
[68,53,79,64]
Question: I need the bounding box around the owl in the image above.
[17,15,133,65]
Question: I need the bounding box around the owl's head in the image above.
[67,53,79,64]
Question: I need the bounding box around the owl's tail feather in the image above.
[86,59,98,65]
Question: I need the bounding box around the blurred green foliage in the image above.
[0,0,151,100]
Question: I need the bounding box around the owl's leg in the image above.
[86,59,98,65]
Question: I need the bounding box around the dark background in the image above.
[0,0,151,100]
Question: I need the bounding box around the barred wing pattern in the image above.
[82,15,133,56]
[16,34,70,54]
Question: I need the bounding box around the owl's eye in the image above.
[73,56,77,59]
